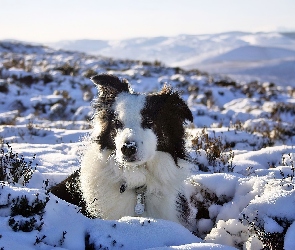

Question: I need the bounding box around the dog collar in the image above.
[117,162,147,216]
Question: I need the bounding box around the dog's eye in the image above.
[143,118,154,129]
[113,119,123,129]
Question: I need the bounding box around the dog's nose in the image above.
[121,141,137,157]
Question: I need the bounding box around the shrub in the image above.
[3,58,25,70]
[244,119,295,146]
[0,143,37,186]
[54,63,80,76]
[83,69,97,78]
[8,193,49,232]
[17,75,36,87]
[41,73,53,84]
[153,60,163,67]
[190,182,230,238]
[0,80,9,93]
[240,213,290,250]
[0,144,49,233]
[278,153,295,189]
[214,80,237,87]
[271,102,295,117]
[173,67,185,74]
[191,128,235,172]
[10,194,47,217]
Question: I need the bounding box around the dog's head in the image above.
[91,74,193,166]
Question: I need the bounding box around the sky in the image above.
[0,0,295,43]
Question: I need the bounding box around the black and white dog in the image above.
[51,74,194,228]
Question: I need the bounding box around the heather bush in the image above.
[0,143,36,186]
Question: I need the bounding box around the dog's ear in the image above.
[160,85,193,123]
[91,74,131,98]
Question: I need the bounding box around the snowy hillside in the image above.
[49,32,295,87]
[1,41,295,249]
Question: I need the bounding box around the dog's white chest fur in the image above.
[80,143,189,222]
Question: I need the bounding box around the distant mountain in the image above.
[48,32,295,86]
[199,45,295,85]
[0,40,53,54]
[203,45,295,62]
[53,39,109,52]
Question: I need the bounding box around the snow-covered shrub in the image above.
[214,80,237,88]
[9,100,27,113]
[240,212,289,249]
[15,75,37,87]
[0,79,8,93]
[2,57,26,70]
[190,185,230,237]
[240,81,278,100]
[49,103,66,119]
[53,90,71,100]
[54,62,80,76]
[191,128,235,172]
[0,143,36,186]
[279,152,295,187]
[187,174,238,238]
[80,83,94,101]
[73,106,92,121]
[0,144,48,233]
[31,90,72,119]
[0,110,18,125]
[8,193,48,232]
[205,219,252,249]
[26,120,41,137]
[83,68,97,78]
[192,90,215,108]
[187,164,295,249]
[243,118,295,146]
[40,73,53,84]
[271,102,295,116]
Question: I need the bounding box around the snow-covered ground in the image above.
[48,31,295,87]
[0,41,295,249]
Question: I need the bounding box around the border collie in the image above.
[51,74,194,228]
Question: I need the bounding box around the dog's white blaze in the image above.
[114,93,144,128]
[113,93,157,165]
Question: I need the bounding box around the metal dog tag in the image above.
[135,193,145,215]
[135,203,145,215]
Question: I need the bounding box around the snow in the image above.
[87,217,201,250]
[148,243,236,250]
[284,222,295,250]
[1,40,295,249]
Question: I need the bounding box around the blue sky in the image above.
[1,0,295,43]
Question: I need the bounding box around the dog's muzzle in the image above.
[121,141,137,161]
